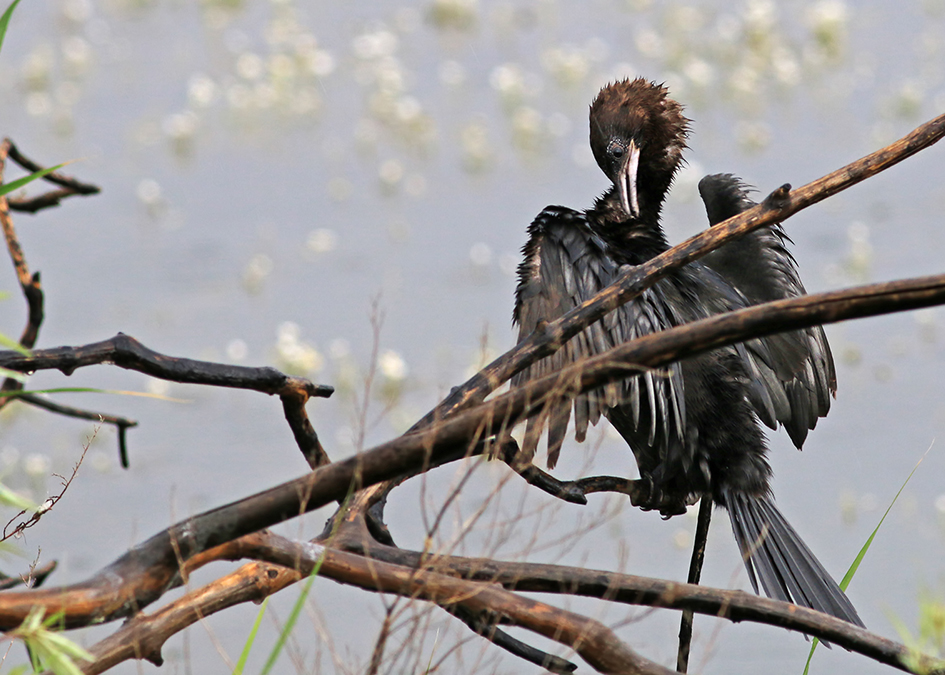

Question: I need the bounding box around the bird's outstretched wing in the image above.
[512,206,685,468]
[698,174,836,447]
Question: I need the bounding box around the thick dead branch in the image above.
[57,558,300,675]
[0,437,481,629]
[341,538,943,674]
[3,273,945,631]
[74,540,576,675]
[233,533,675,675]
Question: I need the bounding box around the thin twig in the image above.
[10,394,139,468]
[3,425,95,541]
[0,139,45,408]
[5,139,101,196]
[0,561,58,591]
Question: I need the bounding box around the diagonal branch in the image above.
[412,110,945,429]
[2,272,945,632]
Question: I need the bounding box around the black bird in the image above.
[511,78,862,626]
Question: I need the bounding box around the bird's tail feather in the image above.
[725,491,864,627]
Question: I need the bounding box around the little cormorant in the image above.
[511,78,862,626]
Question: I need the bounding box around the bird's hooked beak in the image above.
[616,140,641,218]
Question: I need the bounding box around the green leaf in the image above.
[0,163,70,198]
[21,605,44,631]
[233,597,268,675]
[42,630,94,662]
[10,606,94,675]
[0,0,22,56]
[802,446,930,674]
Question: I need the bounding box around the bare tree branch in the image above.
[0,140,130,464]
[0,333,333,466]
[337,537,944,674]
[0,139,45,403]
[3,272,945,633]
[3,138,101,214]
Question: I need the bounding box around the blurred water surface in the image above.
[1,0,944,672]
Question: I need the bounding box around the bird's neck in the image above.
[588,188,670,264]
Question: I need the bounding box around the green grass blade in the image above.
[233,597,269,675]
[259,557,325,675]
[0,386,187,402]
[0,366,28,382]
[257,493,349,675]
[0,0,22,55]
[423,628,441,674]
[0,481,37,510]
[802,445,931,674]
[0,331,30,356]
[0,163,69,198]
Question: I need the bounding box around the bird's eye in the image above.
[608,142,625,159]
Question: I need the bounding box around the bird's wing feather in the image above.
[512,206,684,468]
[698,174,837,448]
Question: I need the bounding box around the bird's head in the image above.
[589,78,690,219]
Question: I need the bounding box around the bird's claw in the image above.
[629,476,688,518]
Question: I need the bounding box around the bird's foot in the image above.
[629,477,689,518]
